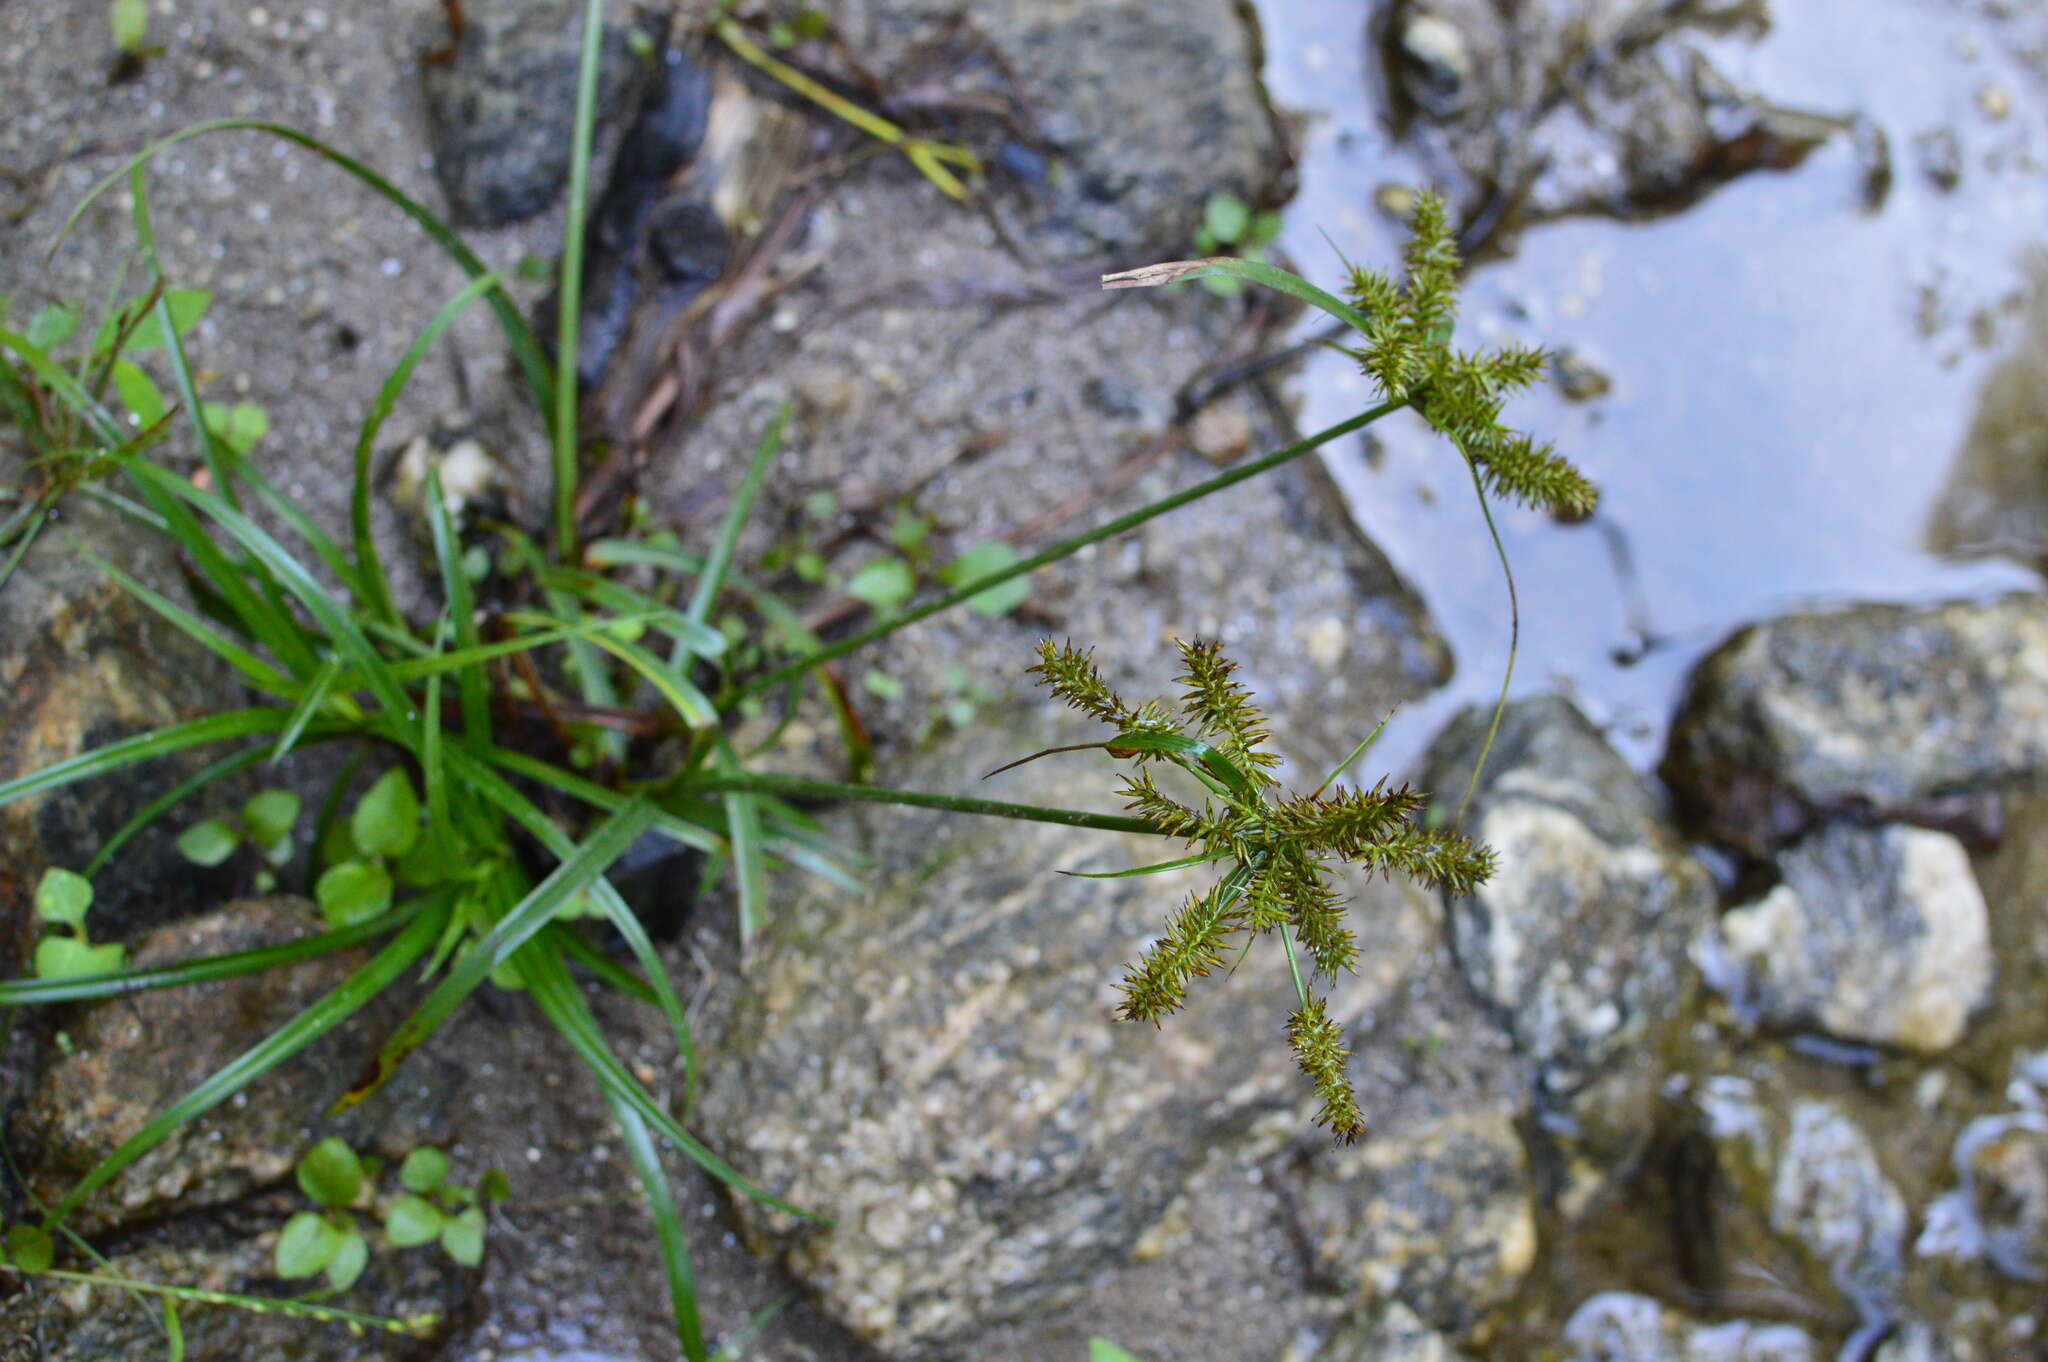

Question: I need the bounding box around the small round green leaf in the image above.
[352,769,421,859]
[478,1169,512,1203]
[111,359,167,426]
[398,1148,449,1194]
[939,541,1029,617]
[439,1206,486,1267]
[25,302,80,351]
[34,936,125,980]
[324,1228,369,1292]
[109,0,148,51]
[296,1137,364,1208]
[274,1211,342,1279]
[845,557,915,612]
[383,1194,443,1248]
[316,860,392,928]
[34,868,93,927]
[6,1225,54,1274]
[175,818,240,868]
[242,789,301,850]
[1203,193,1251,245]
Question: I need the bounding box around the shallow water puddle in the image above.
[1254,0,2046,772]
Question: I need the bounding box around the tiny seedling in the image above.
[276,1138,507,1290]
[1090,1340,1149,1362]
[176,787,302,877]
[1189,192,1283,297]
[276,1137,372,1291]
[108,0,149,55]
[31,868,126,980]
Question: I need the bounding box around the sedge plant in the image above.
[0,2,1591,1352]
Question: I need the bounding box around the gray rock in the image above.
[692,721,1445,1358]
[1670,1075,1909,1311]
[1289,1110,1537,1345]
[1417,697,1715,1096]
[419,0,644,227]
[1709,822,1992,1054]
[1561,1290,1818,1362]
[1662,595,2048,856]
[845,0,1283,259]
[1771,1099,1909,1301]
[1316,1301,1475,1362]
[14,896,438,1233]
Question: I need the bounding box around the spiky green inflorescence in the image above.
[1023,639,1494,1142]
[1343,192,1598,520]
[1288,994,1366,1143]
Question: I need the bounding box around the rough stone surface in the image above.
[417,0,644,227]
[1375,0,1839,236]
[13,896,442,1234]
[0,478,248,970]
[1946,1113,2048,1283]
[1686,1075,1908,1304]
[1770,1099,1910,1302]
[1871,1320,1962,1362]
[1710,822,1992,1054]
[838,0,1284,261]
[0,1197,472,1360]
[1661,595,2048,856]
[1560,1291,1818,1362]
[1290,1109,1537,1345]
[692,719,1454,1358]
[1417,696,1715,1095]
[1317,1302,1476,1362]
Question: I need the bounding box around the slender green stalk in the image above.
[1449,446,1517,830]
[552,0,606,557]
[682,403,789,657]
[0,905,423,1006]
[681,772,1159,835]
[1309,707,1397,801]
[739,403,1399,697]
[352,269,509,628]
[31,1269,432,1337]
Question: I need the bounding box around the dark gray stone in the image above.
[1662,596,2048,856]
[419,0,644,227]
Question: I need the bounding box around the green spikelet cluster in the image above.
[1288,995,1366,1141]
[1024,638,1495,1143]
[1343,192,1597,519]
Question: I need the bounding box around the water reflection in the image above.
[1928,253,2048,574]
[1254,0,2045,772]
